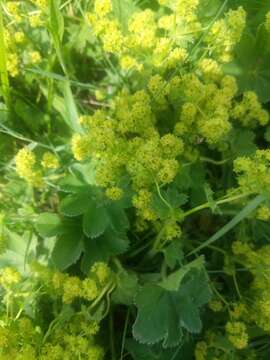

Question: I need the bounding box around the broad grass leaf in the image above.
[62,81,82,133]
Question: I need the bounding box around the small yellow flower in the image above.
[0,267,21,287]
[30,51,41,64]
[29,14,43,27]
[194,341,207,360]
[14,31,25,43]
[208,299,223,312]
[7,53,19,77]
[41,152,59,169]
[91,262,111,284]
[225,321,248,349]
[105,187,123,201]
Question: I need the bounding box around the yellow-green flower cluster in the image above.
[173,74,238,145]
[7,53,19,77]
[231,91,269,127]
[88,0,203,74]
[194,341,207,360]
[72,96,184,212]
[0,265,105,359]
[71,66,268,228]
[256,204,270,221]
[208,299,223,312]
[205,7,246,62]
[41,152,59,169]
[32,0,47,10]
[15,148,43,187]
[0,267,21,288]
[6,1,22,22]
[234,149,270,194]
[231,242,270,333]
[225,321,248,349]
[197,58,222,81]
[2,1,47,78]
[34,261,112,304]
[75,1,267,236]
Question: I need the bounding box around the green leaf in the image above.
[112,0,137,31]
[224,27,270,102]
[59,191,91,217]
[81,231,129,273]
[230,129,257,157]
[112,270,138,305]
[14,99,45,132]
[133,269,211,347]
[48,0,64,41]
[126,338,194,360]
[48,0,66,73]
[58,174,89,193]
[107,202,129,233]
[162,241,183,270]
[159,256,205,291]
[152,188,187,219]
[62,81,82,133]
[0,230,38,273]
[51,231,84,270]
[83,204,109,238]
[35,213,64,238]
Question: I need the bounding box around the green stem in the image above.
[0,4,10,107]
[89,282,114,310]
[109,310,116,360]
[188,194,266,256]
[183,191,252,218]
[200,156,230,165]
[155,180,173,211]
[232,272,242,299]
[120,309,130,360]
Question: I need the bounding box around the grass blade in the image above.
[0,5,10,107]
[188,194,266,256]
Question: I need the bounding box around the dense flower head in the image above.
[195,341,207,360]
[256,204,270,221]
[205,7,246,62]
[15,148,43,187]
[225,321,248,349]
[41,152,59,169]
[234,149,270,194]
[231,91,269,127]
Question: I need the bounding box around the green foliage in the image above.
[1,0,270,358]
[133,267,211,347]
